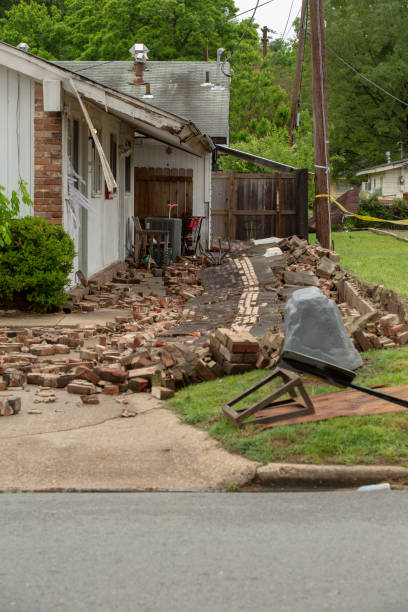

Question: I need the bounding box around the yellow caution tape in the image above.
[316,194,408,226]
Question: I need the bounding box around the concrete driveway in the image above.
[0,386,257,490]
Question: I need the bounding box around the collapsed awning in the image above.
[216,145,297,173]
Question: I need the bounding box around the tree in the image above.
[0,1,71,59]
[64,0,251,61]
[323,0,408,175]
[222,36,314,196]
[228,39,295,140]
[0,0,252,61]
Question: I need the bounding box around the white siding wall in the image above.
[133,139,211,245]
[0,67,34,216]
[363,168,408,197]
[62,93,134,280]
[382,168,405,197]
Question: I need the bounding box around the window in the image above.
[110,133,117,180]
[92,130,102,194]
[125,155,131,193]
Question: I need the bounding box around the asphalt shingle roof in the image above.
[55,60,230,139]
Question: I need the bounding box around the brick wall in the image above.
[34,83,63,224]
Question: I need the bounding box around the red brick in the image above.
[128,377,149,392]
[103,384,119,395]
[151,386,174,400]
[396,331,408,345]
[95,367,128,383]
[81,394,100,405]
[75,366,100,385]
[67,381,97,395]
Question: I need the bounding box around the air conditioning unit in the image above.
[145,217,182,261]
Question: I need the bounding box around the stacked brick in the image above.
[255,235,408,355]
[209,328,260,375]
[336,305,408,352]
[33,83,63,224]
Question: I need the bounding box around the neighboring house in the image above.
[56,48,230,244]
[330,179,355,201]
[356,158,408,201]
[0,41,213,283]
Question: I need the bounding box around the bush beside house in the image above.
[0,217,76,312]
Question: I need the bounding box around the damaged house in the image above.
[0,41,226,283]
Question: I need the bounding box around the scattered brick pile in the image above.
[261,235,343,302]
[338,308,408,351]
[257,235,408,355]
[1,235,408,417]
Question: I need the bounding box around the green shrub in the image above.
[346,192,408,229]
[0,181,33,246]
[0,217,76,312]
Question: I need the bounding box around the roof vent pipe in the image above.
[386,151,391,163]
[200,71,214,87]
[129,44,149,85]
[211,48,225,91]
[17,42,29,52]
[143,83,153,99]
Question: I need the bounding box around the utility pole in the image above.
[289,0,308,146]
[310,0,331,249]
[397,141,404,159]
[262,26,269,58]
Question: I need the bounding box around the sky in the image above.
[234,0,303,39]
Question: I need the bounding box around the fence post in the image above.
[276,174,281,237]
[295,169,309,239]
[228,174,235,239]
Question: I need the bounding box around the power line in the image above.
[235,0,275,19]
[222,0,261,77]
[281,0,296,42]
[326,45,408,107]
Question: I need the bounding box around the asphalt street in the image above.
[2,491,407,612]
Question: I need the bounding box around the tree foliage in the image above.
[228,40,292,139]
[0,181,33,247]
[223,36,314,192]
[0,0,254,61]
[323,0,408,175]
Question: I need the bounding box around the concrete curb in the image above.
[256,463,408,487]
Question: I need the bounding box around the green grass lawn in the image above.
[313,231,408,297]
[168,347,408,466]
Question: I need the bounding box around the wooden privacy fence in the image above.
[211,170,308,241]
[134,167,193,220]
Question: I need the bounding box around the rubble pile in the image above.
[1,234,407,416]
[259,235,343,302]
[339,308,408,351]
[0,259,245,410]
[255,235,408,354]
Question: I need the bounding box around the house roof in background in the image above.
[356,158,408,176]
[54,61,230,140]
